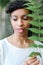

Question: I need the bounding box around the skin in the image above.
[23,56,41,65]
[7,9,41,65]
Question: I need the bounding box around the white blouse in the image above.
[0,38,43,65]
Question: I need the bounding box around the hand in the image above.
[23,56,41,65]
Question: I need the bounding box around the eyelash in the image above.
[13,18,17,21]
[12,16,29,21]
[23,17,28,20]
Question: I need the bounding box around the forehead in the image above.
[11,9,30,16]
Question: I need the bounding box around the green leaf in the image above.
[26,6,35,12]
[29,21,43,27]
[28,28,39,34]
[40,22,43,27]
[29,43,43,48]
[27,14,35,17]
[40,30,43,34]
[27,14,38,20]
[39,37,43,42]
[24,2,39,6]
[27,14,43,20]
[26,6,42,13]
[26,0,33,2]
[25,1,42,8]
[29,21,39,27]
[29,43,38,48]
[0,0,10,7]
[28,36,39,40]
[39,15,43,20]
[24,3,33,6]
[38,45,43,48]
[36,9,42,13]
[29,52,41,57]
[35,2,42,8]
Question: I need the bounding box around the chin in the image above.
[17,33,25,37]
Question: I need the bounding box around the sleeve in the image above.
[40,48,43,65]
[0,41,3,65]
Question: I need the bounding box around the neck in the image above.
[7,33,33,48]
[13,33,28,44]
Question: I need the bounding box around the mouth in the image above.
[16,28,24,33]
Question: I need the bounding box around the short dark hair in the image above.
[6,0,32,14]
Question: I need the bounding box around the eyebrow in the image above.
[11,14,28,17]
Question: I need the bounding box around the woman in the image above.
[0,0,43,65]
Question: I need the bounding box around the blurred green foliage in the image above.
[0,0,10,8]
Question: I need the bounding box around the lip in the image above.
[16,28,24,33]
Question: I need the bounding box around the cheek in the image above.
[11,21,16,29]
[24,21,30,28]
[28,24,30,28]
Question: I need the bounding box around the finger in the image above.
[27,58,37,64]
[23,62,27,65]
[23,60,31,65]
[31,60,40,65]
[37,63,41,65]
[27,56,37,60]
[26,57,37,64]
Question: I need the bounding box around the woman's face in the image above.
[10,9,30,36]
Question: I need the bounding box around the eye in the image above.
[11,16,18,21]
[13,18,17,21]
[22,15,29,20]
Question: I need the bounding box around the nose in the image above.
[18,18,23,26]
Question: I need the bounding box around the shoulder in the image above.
[0,39,4,49]
[0,39,5,65]
[0,38,7,55]
[0,38,7,52]
[0,39,4,57]
[0,38,6,46]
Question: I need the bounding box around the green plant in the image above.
[25,0,43,58]
[0,0,10,8]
